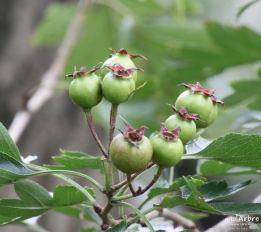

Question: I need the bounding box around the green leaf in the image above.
[185,133,261,170]
[209,202,261,215]
[181,180,253,202]
[155,177,260,216]
[197,160,260,176]
[156,195,187,208]
[44,150,103,172]
[0,152,36,186]
[223,80,261,109]
[0,180,53,225]
[105,220,127,232]
[0,123,22,162]
[53,185,95,206]
[148,175,206,198]
[15,180,53,206]
[236,0,260,19]
[0,151,34,175]
[139,176,206,209]
[54,206,101,224]
[31,3,77,46]
[0,199,50,221]
[179,212,208,221]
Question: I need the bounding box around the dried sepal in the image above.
[166,104,201,121]
[65,62,101,78]
[178,82,225,107]
[159,123,180,141]
[108,48,147,60]
[118,116,148,148]
[104,63,142,78]
[178,82,215,96]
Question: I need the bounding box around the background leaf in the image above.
[31,3,77,46]
[185,133,261,170]
[197,160,260,176]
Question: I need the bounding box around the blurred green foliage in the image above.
[32,0,261,137]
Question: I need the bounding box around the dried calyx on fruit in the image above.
[110,117,153,174]
[118,117,147,149]
[179,82,224,105]
[150,123,184,168]
[66,63,103,110]
[165,104,200,144]
[175,82,224,128]
[100,48,146,82]
[101,63,141,105]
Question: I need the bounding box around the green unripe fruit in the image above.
[67,66,102,109]
[151,124,184,168]
[101,64,140,105]
[165,115,196,144]
[102,72,135,104]
[101,48,146,82]
[101,55,137,81]
[110,118,152,174]
[175,90,214,128]
[207,102,218,126]
[151,134,184,168]
[110,134,153,174]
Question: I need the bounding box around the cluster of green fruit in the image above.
[66,49,224,175]
[66,48,144,108]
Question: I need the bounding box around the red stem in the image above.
[84,109,108,158]
[127,165,164,197]
[111,162,154,191]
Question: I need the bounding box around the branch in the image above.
[8,0,90,143]
[140,209,199,232]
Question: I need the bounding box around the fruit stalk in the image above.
[102,157,114,196]
[127,166,164,197]
[84,109,108,158]
[108,104,119,153]
[111,161,155,191]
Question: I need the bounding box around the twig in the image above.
[140,209,199,232]
[8,0,90,143]
[84,109,108,157]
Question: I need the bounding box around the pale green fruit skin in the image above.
[69,73,102,109]
[150,134,184,168]
[102,72,135,104]
[110,134,153,174]
[165,115,196,144]
[175,90,214,128]
[207,103,218,126]
[101,54,137,81]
